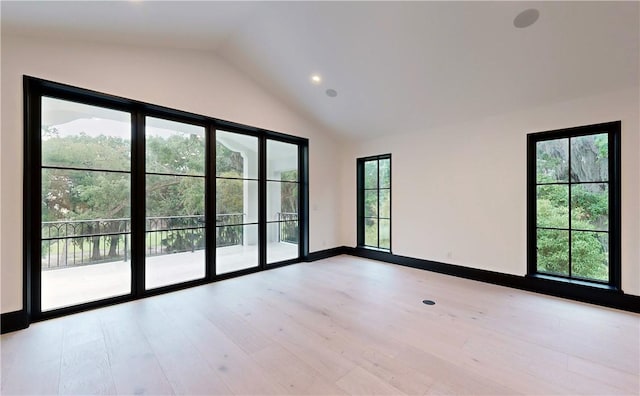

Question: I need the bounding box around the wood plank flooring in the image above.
[2,255,639,395]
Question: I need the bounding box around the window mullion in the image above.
[132,109,146,298]
[377,159,380,248]
[568,137,572,279]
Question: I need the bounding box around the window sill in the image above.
[358,245,391,253]
[526,273,621,292]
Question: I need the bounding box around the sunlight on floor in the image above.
[41,242,298,311]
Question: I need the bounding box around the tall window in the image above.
[527,122,620,287]
[25,76,308,319]
[357,154,391,251]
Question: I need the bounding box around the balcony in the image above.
[41,215,299,311]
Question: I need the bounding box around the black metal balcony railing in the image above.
[41,212,299,270]
[277,212,299,244]
[41,214,243,270]
[42,217,131,269]
[215,213,244,248]
[146,215,206,257]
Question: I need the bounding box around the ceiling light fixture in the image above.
[326,89,337,98]
[310,74,322,85]
[513,8,540,28]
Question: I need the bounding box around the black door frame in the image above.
[24,76,309,321]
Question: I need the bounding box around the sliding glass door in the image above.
[145,117,206,289]
[215,130,259,275]
[40,97,132,311]
[266,139,300,264]
[27,77,308,318]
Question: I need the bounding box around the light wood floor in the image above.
[1,255,638,395]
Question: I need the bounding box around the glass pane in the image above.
[267,221,299,264]
[267,181,298,222]
[216,224,243,248]
[379,158,390,188]
[536,229,569,276]
[536,185,569,228]
[41,97,131,172]
[570,134,608,182]
[267,140,298,181]
[41,169,131,311]
[572,232,608,282]
[364,190,378,217]
[41,237,131,311]
[146,117,205,176]
[216,224,259,275]
[536,139,568,183]
[379,219,390,250]
[147,175,205,219]
[42,169,131,222]
[379,189,390,218]
[145,229,205,289]
[216,179,258,224]
[216,130,258,179]
[280,169,298,182]
[145,175,205,290]
[364,218,378,247]
[571,183,608,231]
[364,160,378,189]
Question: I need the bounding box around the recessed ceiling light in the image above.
[326,89,337,98]
[310,74,322,85]
[514,8,540,28]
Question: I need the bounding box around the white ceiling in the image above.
[2,1,638,139]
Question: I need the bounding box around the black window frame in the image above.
[526,121,621,289]
[24,76,309,321]
[357,154,392,251]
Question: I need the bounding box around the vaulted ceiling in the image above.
[2,1,638,139]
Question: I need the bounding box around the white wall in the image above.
[340,87,640,296]
[0,35,343,313]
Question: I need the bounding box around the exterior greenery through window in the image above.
[26,76,308,318]
[357,155,391,250]
[528,122,620,287]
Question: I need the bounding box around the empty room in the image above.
[1,1,639,395]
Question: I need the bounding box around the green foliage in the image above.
[536,141,609,281]
[571,185,608,230]
[593,134,609,160]
[535,200,608,281]
[216,175,244,215]
[362,158,391,249]
[147,134,205,175]
[364,219,390,249]
[42,126,299,260]
[571,233,608,280]
[160,229,204,253]
[379,159,390,188]
[42,129,131,172]
[536,229,568,275]
[280,170,298,214]
[42,130,132,222]
[364,220,377,247]
[364,161,377,188]
[216,141,244,177]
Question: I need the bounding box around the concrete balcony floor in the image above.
[41,242,298,311]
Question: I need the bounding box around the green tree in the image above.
[42,129,131,259]
[536,145,609,281]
